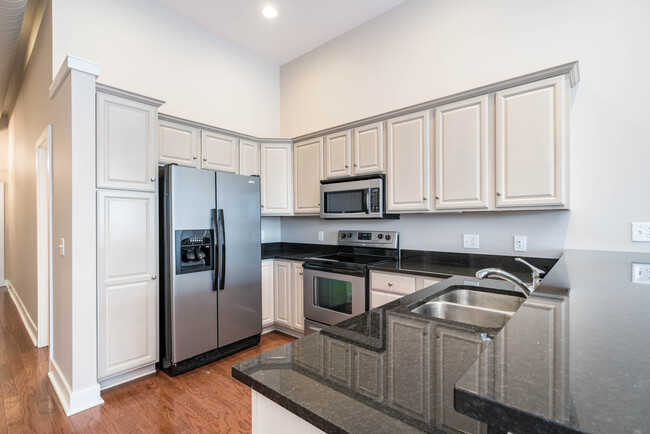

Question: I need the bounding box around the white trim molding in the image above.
[49,55,100,99]
[98,364,156,390]
[6,280,38,346]
[48,359,104,416]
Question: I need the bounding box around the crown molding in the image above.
[49,55,100,99]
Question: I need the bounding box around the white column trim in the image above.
[49,55,100,99]
[48,358,104,416]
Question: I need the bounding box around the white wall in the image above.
[261,217,282,243]
[52,0,281,137]
[280,0,650,254]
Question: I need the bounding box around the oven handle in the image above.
[302,263,367,277]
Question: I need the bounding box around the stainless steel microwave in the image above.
[320,175,398,219]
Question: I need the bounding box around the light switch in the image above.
[58,238,65,256]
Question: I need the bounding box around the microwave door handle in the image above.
[363,188,370,214]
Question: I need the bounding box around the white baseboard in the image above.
[262,324,304,339]
[6,280,37,346]
[49,358,104,416]
[0,280,7,287]
[98,364,156,390]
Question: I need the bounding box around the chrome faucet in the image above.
[475,258,545,298]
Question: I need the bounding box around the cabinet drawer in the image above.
[370,290,403,309]
[370,272,417,295]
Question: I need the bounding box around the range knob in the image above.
[341,233,346,239]
[347,233,352,238]
[377,233,383,239]
[385,234,392,241]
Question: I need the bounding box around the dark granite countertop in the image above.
[261,242,338,261]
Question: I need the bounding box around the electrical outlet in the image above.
[632,223,650,242]
[463,234,479,249]
[318,231,324,241]
[514,235,527,252]
[632,263,650,284]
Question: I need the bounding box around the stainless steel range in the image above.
[303,230,398,334]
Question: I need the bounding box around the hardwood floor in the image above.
[0,286,295,433]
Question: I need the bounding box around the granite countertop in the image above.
[261,242,338,261]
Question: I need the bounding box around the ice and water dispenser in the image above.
[175,229,214,275]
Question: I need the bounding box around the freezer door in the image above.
[215,172,262,347]
[170,166,218,363]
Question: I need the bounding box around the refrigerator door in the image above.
[215,172,262,347]
[170,166,218,363]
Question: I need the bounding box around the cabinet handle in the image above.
[354,164,358,167]
[193,156,198,160]
[423,197,427,200]
[435,195,440,200]
[345,165,349,168]
[203,157,208,161]
[299,272,303,276]
[150,177,156,182]
[497,192,502,196]
[151,275,157,280]
[388,282,393,286]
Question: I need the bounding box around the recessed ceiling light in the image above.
[261,6,278,19]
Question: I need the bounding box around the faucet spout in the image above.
[475,268,532,297]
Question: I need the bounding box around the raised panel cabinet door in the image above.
[495,75,569,207]
[97,93,157,192]
[324,130,352,178]
[260,143,293,215]
[239,139,260,176]
[261,260,274,327]
[273,261,291,328]
[291,262,305,332]
[386,110,431,212]
[434,95,490,210]
[354,121,384,175]
[293,138,322,214]
[158,120,200,168]
[97,190,158,379]
[324,336,352,388]
[354,347,384,402]
[201,131,239,173]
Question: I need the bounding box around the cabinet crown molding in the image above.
[96,83,165,107]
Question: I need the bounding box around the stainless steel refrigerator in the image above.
[159,164,261,376]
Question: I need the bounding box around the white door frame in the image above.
[36,125,52,349]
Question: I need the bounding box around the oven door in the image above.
[303,268,367,326]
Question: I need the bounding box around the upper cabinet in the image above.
[158,120,200,168]
[261,142,293,215]
[239,139,260,176]
[354,121,384,176]
[386,110,431,212]
[324,130,352,179]
[201,131,239,173]
[495,75,569,208]
[434,95,490,210]
[293,138,322,214]
[97,93,158,192]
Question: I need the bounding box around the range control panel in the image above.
[338,230,399,249]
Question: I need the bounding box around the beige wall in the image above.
[52,0,281,137]
[280,0,650,254]
[4,1,53,322]
[0,116,8,184]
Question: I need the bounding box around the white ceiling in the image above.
[148,0,408,65]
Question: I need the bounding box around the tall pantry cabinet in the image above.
[96,85,163,388]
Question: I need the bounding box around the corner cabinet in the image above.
[293,138,322,214]
[240,139,260,176]
[158,120,200,168]
[386,110,431,212]
[260,142,293,215]
[201,131,239,173]
[495,75,569,208]
[273,260,292,328]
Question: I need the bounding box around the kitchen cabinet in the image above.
[260,142,293,215]
[324,130,352,179]
[273,260,292,328]
[201,131,239,173]
[369,270,445,309]
[261,260,274,327]
[96,92,158,192]
[293,138,322,214]
[97,190,158,381]
[353,121,384,175]
[324,336,352,388]
[239,139,260,176]
[291,262,305,332]
[354,347,384,402]
[495,75,569,208]
[434,95,490,210]
[158,120,200,168]
[386,110,431,212]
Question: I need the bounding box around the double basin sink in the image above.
[409,286,525,329]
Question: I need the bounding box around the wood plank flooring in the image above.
[0,286,295,433]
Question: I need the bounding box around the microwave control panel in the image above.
[370,188,380,213]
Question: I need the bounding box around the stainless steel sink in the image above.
[409,288,525,329]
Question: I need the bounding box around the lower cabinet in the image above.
[261,260,275,327]
[273,261,292,328]
[264,259,305,334]
[291,262,305,332]
[370,271,446,308]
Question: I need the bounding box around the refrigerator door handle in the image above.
[211,209,219,291]
[216,209,226,290]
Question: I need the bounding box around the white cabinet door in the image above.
[386,110,431,212]
[293,138,322,214]
[201,131,239,173]
[158,120,200,168]
[261,260,275,327]
[273,260,291,328]
[495,75,569,207]
[97,93,157,192]
[354,121,384,175]
[324,130,352,179]
[434,95,490,210]
[260,143,293,215]
[239,139,260,176]
[291,262,304,332]
[97,190,158,379]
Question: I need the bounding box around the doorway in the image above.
[36,125,52,349]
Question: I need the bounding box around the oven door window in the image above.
[324,189,367,214]
[313,277,353,314]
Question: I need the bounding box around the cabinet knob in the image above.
[345,165,349,168]
[193,156,197,160]
[435,195,440,200]
[423,197,427,200]
[261,204,265,208]
[354,164,358,167]
[151,275,157,280]
[388,282,393,286]
[299,272,303,276]
[203,157,207,161]
[497,192,502,196]
[151,177,156,182]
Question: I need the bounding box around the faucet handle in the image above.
[515,257,545,276]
